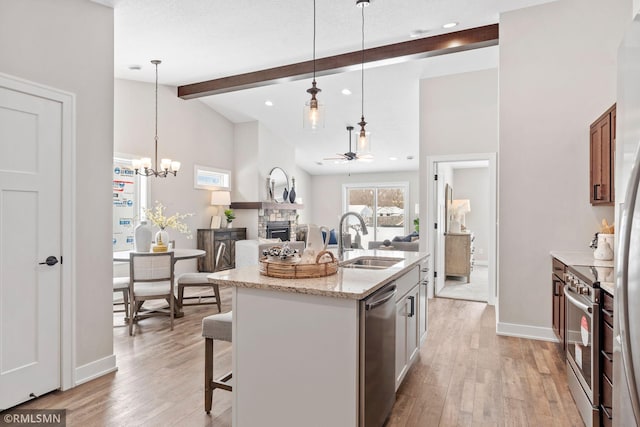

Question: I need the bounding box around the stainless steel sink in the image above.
[340,256,403,270]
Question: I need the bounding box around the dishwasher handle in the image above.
[365,285,397,310]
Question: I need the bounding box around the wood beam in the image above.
[177,24,498,99]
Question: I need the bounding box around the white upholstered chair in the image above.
[112,277,130,321]
[128,252,175,335]
[176,242,225,312]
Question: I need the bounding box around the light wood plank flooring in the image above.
[8,292,582,426]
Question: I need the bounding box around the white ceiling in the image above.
[105,0,554,175]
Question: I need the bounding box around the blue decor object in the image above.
[322,229,338,245]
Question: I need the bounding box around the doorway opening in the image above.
[425,154,497,305]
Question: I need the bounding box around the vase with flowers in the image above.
[224,209,236,228]
[144,201,193,251]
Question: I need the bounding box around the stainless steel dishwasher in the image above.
[359,283,397,427]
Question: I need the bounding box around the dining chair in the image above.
[176,242,225,312]
[128,251,175,336]
[112,276,130,322]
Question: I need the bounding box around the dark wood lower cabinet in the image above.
[601,290,614,427]
[552,258,566,351]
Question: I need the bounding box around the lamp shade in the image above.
[211,191,231,206]
[451,199,471,214]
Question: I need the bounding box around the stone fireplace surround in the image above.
[258,208,297,241]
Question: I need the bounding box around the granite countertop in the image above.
[208,249,429,300]
[550,250,614,268]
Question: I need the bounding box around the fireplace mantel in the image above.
[230,202,303,210]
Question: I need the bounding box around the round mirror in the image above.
[269,167,289,203]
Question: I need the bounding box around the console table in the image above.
[197,228,247,272]
[445,232,474,283]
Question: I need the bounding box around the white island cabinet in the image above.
[208,249,430,427]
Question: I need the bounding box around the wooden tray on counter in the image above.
[259,250,338,279]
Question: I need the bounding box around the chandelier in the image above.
[132,60,181,177]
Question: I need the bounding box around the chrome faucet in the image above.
[338,212,369,260]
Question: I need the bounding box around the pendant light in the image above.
[303,0,324,130]
[132,60,181,178]
[356,0,371,156]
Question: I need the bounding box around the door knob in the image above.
[39,256,59,266]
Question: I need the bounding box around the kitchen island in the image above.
[207,249,429,427]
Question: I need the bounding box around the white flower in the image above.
[144,201,194,238]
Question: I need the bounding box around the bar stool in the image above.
[202,311,233,414]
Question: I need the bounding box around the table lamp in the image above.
[210,191,231,229]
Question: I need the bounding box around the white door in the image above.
[0,84,62,409]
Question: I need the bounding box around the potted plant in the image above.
[224,209,236,228]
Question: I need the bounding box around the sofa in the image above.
[367,240,419,252]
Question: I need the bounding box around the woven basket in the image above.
[259,250,338,279]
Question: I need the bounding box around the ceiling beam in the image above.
[177,24,499,99]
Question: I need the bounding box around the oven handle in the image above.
[564,284,592,315]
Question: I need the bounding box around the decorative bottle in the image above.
[289,177,297,203]
[134,221,152,252]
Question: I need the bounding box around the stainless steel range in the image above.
[565,265,612,427]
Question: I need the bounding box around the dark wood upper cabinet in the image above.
[590,104,616,205]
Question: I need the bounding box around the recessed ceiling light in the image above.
[442,22,458,29]
[389,156,398,161]
[341,88,352,95]
[265,100,274,107]
[409,29,429,38]
[128,65,142,70]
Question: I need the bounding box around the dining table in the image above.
[113,248,206,318]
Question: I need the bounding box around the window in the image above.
[113,155,148,252]
[342,182,409,248]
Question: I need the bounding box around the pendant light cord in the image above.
[360,4,365,117]
[154,60,159,169]
[313,0,317,80]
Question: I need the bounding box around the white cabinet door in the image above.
[406,286,420,365]
[395,298,407,389]
[418,259,429,342]
[395,284,420,390]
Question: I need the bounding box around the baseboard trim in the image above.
[496,322,559,342]
[75,354,117,386]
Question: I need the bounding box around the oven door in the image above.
[565,284,600,406]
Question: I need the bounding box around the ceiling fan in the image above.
[324,125,373,163]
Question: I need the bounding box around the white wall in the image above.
[114,79,235,275]
[0,0,114,370]
[498,0,630,337]
[420,69,499,156]
[452,168,490,263]
[309,171,420,232]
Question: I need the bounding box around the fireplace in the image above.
[266,221,291,241]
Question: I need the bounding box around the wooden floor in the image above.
[10,293,583,426]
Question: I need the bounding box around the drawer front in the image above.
[552,258,566,275]
[602,350,613,383]
[602,291,614,313]
[603,321,614,354]
[602,373,613,409]
[602,305,614,328]
[395,266,420,301]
